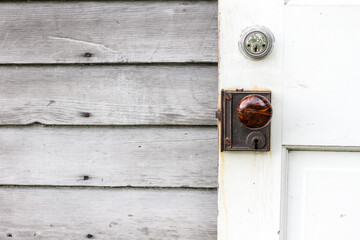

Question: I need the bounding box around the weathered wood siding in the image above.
[0,126,217,188]
[0,65,217,125]
[0,1,217,63]
[0,188,217,239]
[0,0,218,239]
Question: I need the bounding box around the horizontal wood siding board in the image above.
[0,1,217,64]
[0,126,217,188]
[0,65,218,125]
[0,187,217,239]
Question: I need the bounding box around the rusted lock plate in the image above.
[218,89,271,152]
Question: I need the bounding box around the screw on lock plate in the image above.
[239,26,274,59]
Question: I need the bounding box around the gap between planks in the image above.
[0,62,218,67]
[0,184,217,191]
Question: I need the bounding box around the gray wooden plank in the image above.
[0,1,217,64]
[0,65,217,125]
[0,126,217,188]
[0,187,217,239]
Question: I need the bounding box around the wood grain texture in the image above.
[0,1,217,64]
[0,65,217,125]
[0,126,217,188]
[0,187,217,239]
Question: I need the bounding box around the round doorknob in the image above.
[237,94,272,129]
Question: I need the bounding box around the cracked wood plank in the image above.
[0,1,217,64]
[0,65,217,125]
[47,36,118,55]
[0,187,217,239]
[0,126,218,188]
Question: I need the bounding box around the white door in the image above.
[218,0,360,239]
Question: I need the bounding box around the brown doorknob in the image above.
[237,94,272,129]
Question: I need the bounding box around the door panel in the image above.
[287,151,360,240]
[286,0,360,5]
[283,6,360,146]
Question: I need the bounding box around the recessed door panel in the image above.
[283,6,360,146]
[287,151,360,240]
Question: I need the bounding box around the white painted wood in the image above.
[0,126,217,188]
[0,187,217,239]
[287,0,360,5]
[0,1,217,63]
[283,6,360,146]
[0,65,217,125]
[287,151,360,240]
[218,0,284,239]
[219,0,360,239]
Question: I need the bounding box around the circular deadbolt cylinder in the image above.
[246,132,266,150]
[239,26,274,59]
[237,94,272,129]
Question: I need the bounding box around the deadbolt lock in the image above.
[239,26,274,59]
[217,90,272,151]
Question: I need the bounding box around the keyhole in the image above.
[254,139,259,149]
[254,45,258,52]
